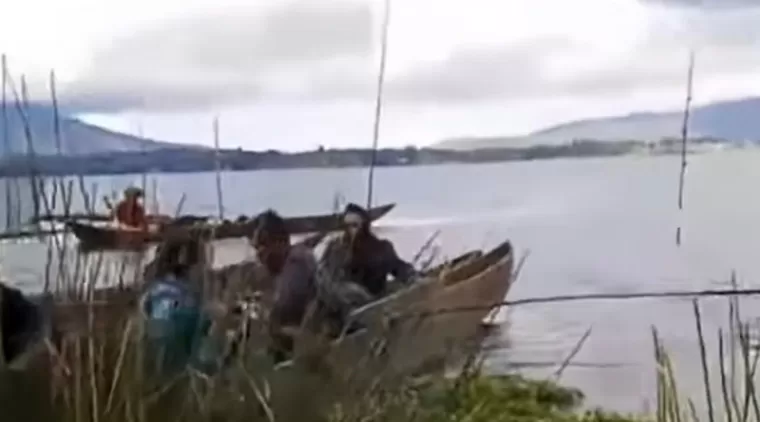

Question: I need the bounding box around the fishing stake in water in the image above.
[676,50,695,247]
[213,116,224,221]
[365,0,391,209]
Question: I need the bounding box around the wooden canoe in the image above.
[44,245,486,341]
[65,203,396,252]
[40,230,331,337]
[274,240,514,381]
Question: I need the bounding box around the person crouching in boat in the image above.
[321,203,416,298]
[139,235,222,374]
[112,186,148,229]
[249,210,322,363]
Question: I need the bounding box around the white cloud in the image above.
[639,0,759,9]
[7,0,760,148]
[55,0,760,109]
[58,0,374,111]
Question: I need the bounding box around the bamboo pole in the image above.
[50,70,64,212]
[18,75,42,225]
[1,54,10,231]
[213,116,224,221]
[675,50,695,246]
[365,0,391,209]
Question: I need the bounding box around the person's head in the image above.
[154,235,206,279]
[123,186,144,202]
[250,210,291,273]
[342,203,371,240]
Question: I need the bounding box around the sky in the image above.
[1,0,760,150]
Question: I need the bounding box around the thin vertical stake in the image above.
[138,122,147,195]
[19,75,41,224]
[50,70,64,212]
[2,54,10,231]
[366,0,391,210]
[676,51,695,247]
[213,117,224,221]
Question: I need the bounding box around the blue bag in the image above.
[140,278,212,375]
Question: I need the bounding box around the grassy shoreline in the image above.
[2,268,756,422]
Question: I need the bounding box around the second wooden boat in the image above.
[65,203,396,251]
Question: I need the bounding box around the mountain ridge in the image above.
[0,104,189,156]
[436,97,760,150]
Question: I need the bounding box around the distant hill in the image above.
[436,97,760,150]
[0,104,182,156]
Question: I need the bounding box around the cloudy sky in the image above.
[1,0,759,150]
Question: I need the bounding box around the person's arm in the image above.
[214,260,270,298]
[380,240,416,283]
[135,203,149,228]
[318,236,343,279]
[270,248,317,329]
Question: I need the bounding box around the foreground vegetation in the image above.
[0,291,748,422]
[0,335,643,422]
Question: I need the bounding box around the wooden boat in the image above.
[9,238,513,388]
[32,212,186,224]
[270,240,514,383]
[40,231,331,337]
[65,203,396,251]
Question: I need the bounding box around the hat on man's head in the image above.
[124,186,144,198]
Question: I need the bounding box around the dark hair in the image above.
[154,235,205,278]
[344,203,369,220]
[343,202,372,235]
[253,209,289,243]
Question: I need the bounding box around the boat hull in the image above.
[282,240,514,380]
[66,203,396,252]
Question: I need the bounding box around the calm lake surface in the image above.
[4,150,760,412]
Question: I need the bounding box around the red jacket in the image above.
[115,200,147,228]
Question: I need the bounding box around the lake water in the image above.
[3,150,760,413]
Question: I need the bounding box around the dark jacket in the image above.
[321,234,415,297]
[269,244,319,328]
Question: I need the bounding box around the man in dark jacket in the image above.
[250,210,319,361]
[321,203,416,298]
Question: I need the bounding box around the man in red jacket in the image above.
[113,186,147,229]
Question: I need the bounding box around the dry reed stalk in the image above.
[1,54,12,232]
[692,300,714,422]
[553,325,592,381]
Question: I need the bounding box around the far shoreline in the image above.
[0,137,740,178]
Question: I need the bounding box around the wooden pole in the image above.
[213,116,224,221]
[675,51,695,247]
[365,0,391,210]
[2,54,10,231]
